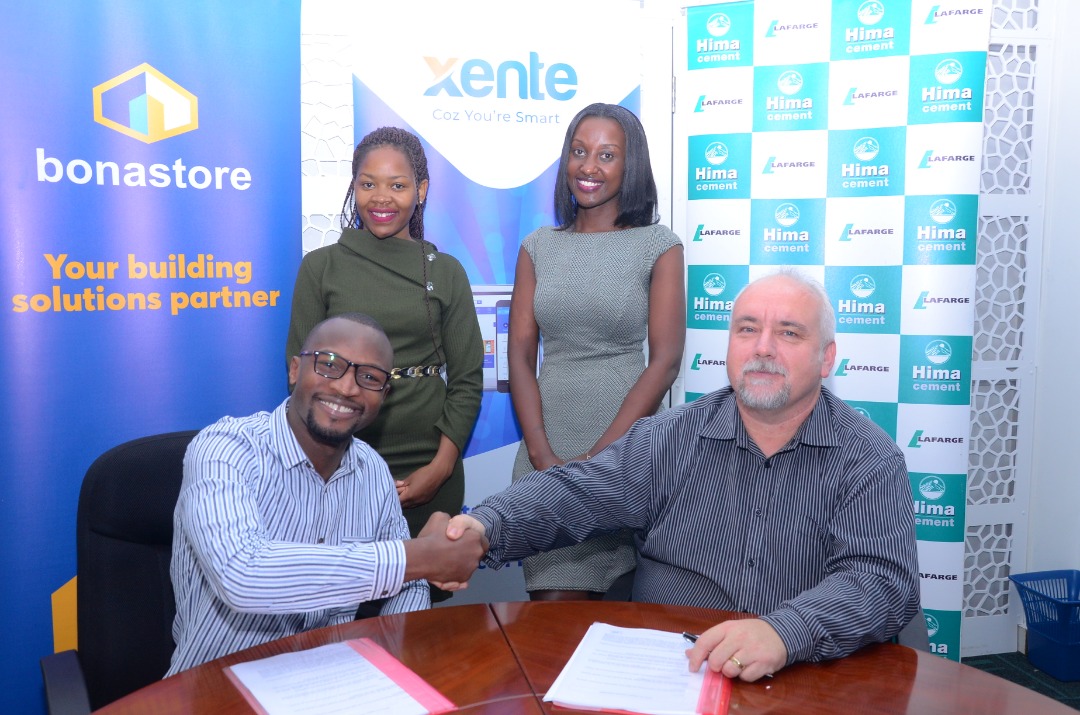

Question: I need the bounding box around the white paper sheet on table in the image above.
[225,638,454,715]
[543,622,730,715]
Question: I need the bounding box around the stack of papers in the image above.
[544,622,731,715]
[225,638,454,715]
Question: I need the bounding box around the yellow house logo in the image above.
[93,63,197,143]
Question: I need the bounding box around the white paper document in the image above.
[225,639,454,715]
[544,622,730,715]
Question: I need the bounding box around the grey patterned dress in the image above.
[511,223,682,592]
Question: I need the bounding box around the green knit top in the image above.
[285,228,484,532]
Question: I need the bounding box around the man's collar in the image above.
[272,398,363,477]
[697,386,840,448]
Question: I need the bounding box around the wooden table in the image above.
[97,601,1074,714]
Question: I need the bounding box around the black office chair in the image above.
[40,430,198,714]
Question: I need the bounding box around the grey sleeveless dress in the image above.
[511,223,682,592]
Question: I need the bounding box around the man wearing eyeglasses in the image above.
[167,313,487,674]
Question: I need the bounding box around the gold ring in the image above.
[729,656,744,669]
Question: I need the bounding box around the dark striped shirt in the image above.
[472,387,919,663]
[168,399,429,675]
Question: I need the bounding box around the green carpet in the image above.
[962,652,1080,710]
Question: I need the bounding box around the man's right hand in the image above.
[403,512,487,590]
[446,514,486,541]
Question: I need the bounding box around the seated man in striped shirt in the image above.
[445,270,919,682]
[168,313,486,674]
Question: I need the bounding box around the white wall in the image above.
[1028,0,1080,572]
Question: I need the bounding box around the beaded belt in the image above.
[389,365,444,379]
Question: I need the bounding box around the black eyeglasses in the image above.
[298,351,391,392]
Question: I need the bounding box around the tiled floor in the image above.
[963,652,1080,711]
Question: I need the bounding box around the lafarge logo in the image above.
[93,63,198,143]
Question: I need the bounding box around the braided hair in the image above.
[339,127,443,365]
[340,126,430,239]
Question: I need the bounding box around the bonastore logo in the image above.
[93,64,198,144]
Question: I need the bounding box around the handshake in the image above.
[402,512,489,591]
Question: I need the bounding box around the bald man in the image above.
[169,313,485,674]
[447,271,918,681]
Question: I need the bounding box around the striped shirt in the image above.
[471,387,919,664]
[167,399,429,675]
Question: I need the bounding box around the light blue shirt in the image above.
[168,398,429,674]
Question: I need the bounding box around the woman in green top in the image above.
[286,127,483,541]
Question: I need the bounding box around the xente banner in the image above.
[301,1,648,599]
[0,2,300,711]
[676,0,991,660]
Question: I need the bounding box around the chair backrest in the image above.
[76,430,197,710]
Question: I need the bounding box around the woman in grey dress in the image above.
[508,103,685,601]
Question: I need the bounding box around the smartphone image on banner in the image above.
[495,300,510,392]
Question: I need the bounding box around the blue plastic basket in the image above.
[1010,569,1080,682]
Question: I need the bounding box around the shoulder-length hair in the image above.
[553,103,658,230]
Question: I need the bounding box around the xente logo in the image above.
[422,53,576,100]
[93,64,197,144]
[37,64,250,191]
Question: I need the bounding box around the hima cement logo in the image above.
[703,273,726,297]
[687,265,744,329]
[930,198,957,224]
[707,13,732,37]
[776,203,800,227]
[93,64,197,144]
[832,0,909,59]
[904,195,976,264]
[859,1,885,25]
[925,339,952,364]
[850,273,876,298]
[705,142,729,166]
[918,474,946,500]
[925,613,940,638]
[935,58,963,85]
[911,473,962,541]
[836,273,889,329]
[828,128,905,197]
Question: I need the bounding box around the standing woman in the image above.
[287,127,483,542]
[509,103,685,601]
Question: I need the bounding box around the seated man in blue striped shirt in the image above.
[168,313,487,674]
[446,270,919,682]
